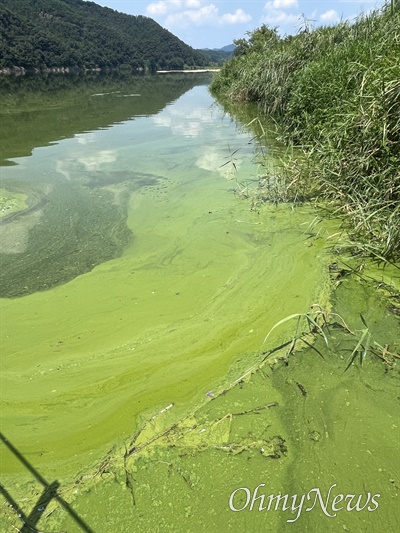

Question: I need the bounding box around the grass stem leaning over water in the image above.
[262,305,399,370]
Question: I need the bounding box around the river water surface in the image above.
[0,73,399,532]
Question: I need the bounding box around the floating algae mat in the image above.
[1,74,399,532]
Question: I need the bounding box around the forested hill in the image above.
[0,0,207,71]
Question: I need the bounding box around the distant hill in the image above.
[220,44,235,52]
[0,0,207,72]
[200,45,235,66]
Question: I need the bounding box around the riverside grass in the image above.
[210,1,400,262]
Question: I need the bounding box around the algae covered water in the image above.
[0,74,399,532]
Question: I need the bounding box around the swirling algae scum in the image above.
[1,97,399,531]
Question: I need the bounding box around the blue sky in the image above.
[89,0,388,48]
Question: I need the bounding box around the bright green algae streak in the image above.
[0,188,28,218]
[1,74,399,532]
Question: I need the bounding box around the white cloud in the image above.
[320,9,340,22]
[153,105,215,138]
[220,9,252,25]
[147,0,205,17]
[262,11,298,24]
[268,0,298,8]
[78,150,117,171]
[165,4,218,26]
[147,0,251,28]
[147,1,168,16]
[262,0,300,27]
[186,0,202,7]
[75,132,96,145]
[196,147,238,176]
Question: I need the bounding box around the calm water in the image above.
[1,74,398,533]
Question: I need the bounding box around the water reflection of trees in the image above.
[0,72,212,165]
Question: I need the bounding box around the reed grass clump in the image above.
[210,1,400,261]
[261,305,399,370]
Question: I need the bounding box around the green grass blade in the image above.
[263,313,302,344]
[305,314,329,346]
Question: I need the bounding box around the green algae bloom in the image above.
[0,74,399,533]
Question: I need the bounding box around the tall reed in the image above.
[211,1,400,261]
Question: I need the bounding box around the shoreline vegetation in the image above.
[210,0,400,263]
[0,66,221,76]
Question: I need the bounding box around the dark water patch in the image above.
[0,175,158,298]
[85,170,161,189]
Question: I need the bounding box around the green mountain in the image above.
[220,44,235,52]
[0,0,207,71]
[200,47,232,66]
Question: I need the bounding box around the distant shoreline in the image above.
[0,67,220,76]
[157,69,220,74]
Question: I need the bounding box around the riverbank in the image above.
[210,2,400,262]
[0,67,219,76]
[157,69,220,74]
[0,66,101,76]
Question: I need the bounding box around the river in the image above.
[0,73,399,532]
